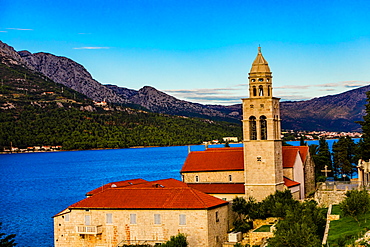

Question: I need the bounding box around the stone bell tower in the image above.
[242,47,284,201]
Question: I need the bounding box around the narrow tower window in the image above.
[258,86,264,96]
[268,85,271,96]
[252,86,257,96]
[249,116,257,140]
[260,116,267,140]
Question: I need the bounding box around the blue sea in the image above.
[0,139,358,246]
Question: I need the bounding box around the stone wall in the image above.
[54,205,229,247]
[182,170,244,183]
[314,190,347,207]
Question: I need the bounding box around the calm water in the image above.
[0,140,358,246]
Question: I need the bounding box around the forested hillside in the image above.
[0,59,242,150]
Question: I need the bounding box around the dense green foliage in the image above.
[160,234,188,247]
[340,189,370,223]
[268,201,325,247]
[310,137,333,181]
[359,91,370,160]
[0,223,16,247]
[332,136,357,177]
[0,61,242,150]
[231,191,326,247]
[0,105,242,150]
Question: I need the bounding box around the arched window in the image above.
[249,116,257,140]
[260,115,267,140]
[259,86,264,96]
[253,86,257,96]
[268,85,271,96]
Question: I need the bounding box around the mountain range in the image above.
[0,40,367,132]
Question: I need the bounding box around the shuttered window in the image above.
[179,214,186,225]
[154,214,161,224]
[130,214,137,224]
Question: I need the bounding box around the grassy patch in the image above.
[327,208,370,246]
[254,225,272,232]
[331,205,341,215]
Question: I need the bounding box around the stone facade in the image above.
[242,48,285,201]
[182,170,244,184]
[54,207,228,247]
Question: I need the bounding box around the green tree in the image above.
[332,136,356,178]
[339,189,370,224]
[311,137,332,181]
[160,233,188,247]
[359,91,370,161]
[0,223,16,247]
[268,201,325,247]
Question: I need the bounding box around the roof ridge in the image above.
[188,187,208,208]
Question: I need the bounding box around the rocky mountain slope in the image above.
[106,84,240,122]
[18,50,128,104]
[1,40,368,132]
[279,86,368,132]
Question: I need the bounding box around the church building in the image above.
[53,48,314,247]
[181,47,313,201]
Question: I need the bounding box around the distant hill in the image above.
[1,40,368,132]
[0,44,242,150]
[106,84,241,123]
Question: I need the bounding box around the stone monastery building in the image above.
[54,48,314,247]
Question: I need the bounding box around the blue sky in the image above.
[1,0,370,105]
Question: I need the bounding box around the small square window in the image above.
[257,156,262,162]
[260,104,264,108]
[64,214,70,222]
[250,104,254,108]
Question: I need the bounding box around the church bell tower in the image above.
[242,47,284,201]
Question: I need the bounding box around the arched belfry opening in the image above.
[260,115,267,140]
[253,86,257,97]
[249,116,257,140]
[258,86,264,96]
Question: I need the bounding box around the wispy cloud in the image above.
[6,28,33,31]
[78,33,91,35]
[0,31,7,33]
[73,47,110,50]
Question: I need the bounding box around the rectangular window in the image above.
[85,215,91,225]
[130,214,137,224]
[215,212,219,222]
[195,176,199,183]
[64,214,70,222]
[154,214,161,225]
[179,214,186,225]
[106,213,113,224]
[229,175,232,182]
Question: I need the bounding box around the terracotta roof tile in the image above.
[70,186,228,210]
[284,176,300,188]
[86,178,148,196]
[181,148,244,172]
[187,183,245,194]
[282,148,298,168]
[283,146,309,161]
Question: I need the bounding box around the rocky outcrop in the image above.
[18,51,128,103]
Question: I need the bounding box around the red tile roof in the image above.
[284,177,300,188]
[187,183,245,194]
[69,184,228,210]
[282,148,299,168]
[181,148,244,172]
[86,178,148,196]
[283,146,309,162]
